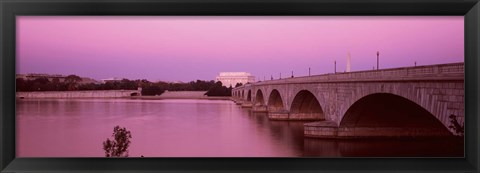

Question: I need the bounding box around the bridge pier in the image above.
[241,101,253,108]
[304,121,339,138]
[305,121,453,139]
[268,112,323,121]
[252,105,267,112]
[268,111,290,120]
[289,113,323,121]
[235,100,243,105]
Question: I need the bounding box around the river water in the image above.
[16,99,463,157]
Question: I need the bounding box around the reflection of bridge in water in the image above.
[232,63,464,138]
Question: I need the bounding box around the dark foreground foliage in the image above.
[448,114,464,136]
[103,126,132,157]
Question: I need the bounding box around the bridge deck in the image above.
[247,62,463,86]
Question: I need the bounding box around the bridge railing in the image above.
[248,62,464,86]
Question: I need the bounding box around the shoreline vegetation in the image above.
[131,95,231,100]
[16,74,243,97]
[16,90,232,100]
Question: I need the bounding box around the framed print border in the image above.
[1,0,479,172]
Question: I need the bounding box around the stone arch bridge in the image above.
[232,63,464,138]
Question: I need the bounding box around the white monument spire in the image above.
[346,51,351,72]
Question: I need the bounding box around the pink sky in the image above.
[17,16,464,82]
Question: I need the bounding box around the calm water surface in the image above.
[17,99,463,157]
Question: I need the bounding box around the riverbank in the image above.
[17,90,141,99]
[16,90,232,100]
[131,96,231,100]
[133,91,230,100]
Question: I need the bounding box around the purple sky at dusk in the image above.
[17,16,464,82]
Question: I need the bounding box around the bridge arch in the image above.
[289,90,325,120]
[255,89,265,106]
[340,93,452,137]
[267,89,284,111]
[247,90,252,101]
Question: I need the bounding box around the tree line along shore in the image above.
[16,75,244,97]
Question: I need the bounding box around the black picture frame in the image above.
[1,0,479,172]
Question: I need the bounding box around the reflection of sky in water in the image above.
[16,99,463,157]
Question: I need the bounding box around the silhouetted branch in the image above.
[103,125,132,157]
[448,114,464,136]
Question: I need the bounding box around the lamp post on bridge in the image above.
[334,60,336,73]
[291,71,294,78]
[309,67,311,76]
[377,51,380,70]
[280,72,281,79]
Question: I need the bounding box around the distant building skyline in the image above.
[16,73,100,84]
[216,72,255,87]
[17,72,231,84]
[100,77,125,83]
[17,16,464,82]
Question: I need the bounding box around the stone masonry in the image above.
[232,63,464,138]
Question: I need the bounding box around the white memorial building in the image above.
[216,72,255,87]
